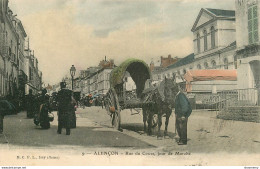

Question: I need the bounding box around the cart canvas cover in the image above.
[109,58,151,97]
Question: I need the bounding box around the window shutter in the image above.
[248,5,259,44]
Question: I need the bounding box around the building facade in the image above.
[0,0,42,99]
[235,0,260,90]
[152,8,238,93]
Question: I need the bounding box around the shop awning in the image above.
[184,70,237,82]
[184,70,237,92]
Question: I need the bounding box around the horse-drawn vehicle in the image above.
[105,58,178,137]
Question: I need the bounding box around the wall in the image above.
[193,20,218,56]
[235,0,260,48]
[237,55,260,89]
[217,20,236,48]
[190,80,237,93]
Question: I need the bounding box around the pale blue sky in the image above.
[9,0,235,85]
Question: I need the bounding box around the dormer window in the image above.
[211,26,215,48]
[224,58,228,69]
[211,60,217,69]
[248,5,259,44]
[204,62,209,69]
[203,30,208,51]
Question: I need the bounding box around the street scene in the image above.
[1,107,260,166]
[0,0,260,166]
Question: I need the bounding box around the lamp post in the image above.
[70,65,76,90]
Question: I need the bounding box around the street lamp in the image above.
[70,65,76,90]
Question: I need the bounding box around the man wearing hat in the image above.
[174,85,192,145]
[57,82,76,135]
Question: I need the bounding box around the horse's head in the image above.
[163,77,179,105]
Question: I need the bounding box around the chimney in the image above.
[168,54,171,59]
[150,61,155,72]
[110,59,114,67]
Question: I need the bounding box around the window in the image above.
[224,58,228,69]
[197,64,201,69]
[234,56,238,69]
[203,30,207,51]
[197,33,200,53]
[183,69,186,75]
[172,73,176,80]
[204,62,209,69]
[29,67,33,81]
[211,26,215,48]
[248,5,259,44]
[211,60,217,69]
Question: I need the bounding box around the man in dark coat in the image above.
[57,82,76,135]
[174,85,192,145]
[26,89,35,118]
[0,98,4,134]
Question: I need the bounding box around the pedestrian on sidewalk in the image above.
[0,98,16,134]
[174,85,192,145]
[57,82,76,135]
[25,89,35,118]
[38,89,52,129]
[0,104,4,134]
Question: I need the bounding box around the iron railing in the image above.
[217,88,259,111]
[190,88,260,110]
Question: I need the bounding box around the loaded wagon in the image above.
[104,58,154,131]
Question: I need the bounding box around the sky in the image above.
[9,0,235,85]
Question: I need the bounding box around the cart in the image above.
[105,58,153,130]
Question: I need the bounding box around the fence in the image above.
[217,88,259,111]
[189,88,260,110]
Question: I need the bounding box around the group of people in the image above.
[0,96,18,134]
[1,79,192,144]
[25,82,77,135]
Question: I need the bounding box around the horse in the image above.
[142,77,179,138]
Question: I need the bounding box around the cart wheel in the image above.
[105,88,115,116]
[107,88,122,131]
[112,111,121,131]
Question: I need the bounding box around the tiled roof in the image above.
[206,8,235,17]
[167,53,195,69]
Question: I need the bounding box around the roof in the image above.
[184,70,237,82]
[206,8,235,17]
[167,53,195,69]
[109,58,151,96]
[191,8,235,32]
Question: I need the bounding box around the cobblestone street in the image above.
[0,107,260,165]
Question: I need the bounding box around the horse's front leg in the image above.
[164,111,171,138]
[157,112,163,139]
[142,108,147,133]
[147,111,153,135]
